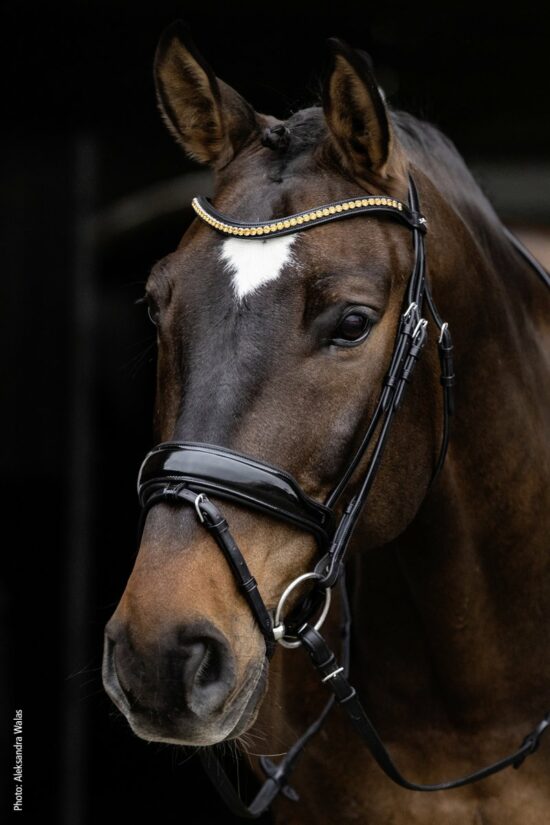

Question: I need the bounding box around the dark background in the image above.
[3,2,549,823]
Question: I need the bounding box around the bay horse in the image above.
[102,21,550,824]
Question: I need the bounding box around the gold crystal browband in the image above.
[191,194,427,239]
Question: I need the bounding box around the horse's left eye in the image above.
[147,301,159,326]
[142,295,159,326]
[332,309,372,346]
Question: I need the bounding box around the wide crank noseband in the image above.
[138,442,335,547]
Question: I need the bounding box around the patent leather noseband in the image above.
[138,442,335,547]
[136,175,550,817]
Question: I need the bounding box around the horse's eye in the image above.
[147,301,159,327]
[139,294,159,326]
[332,309,372,346]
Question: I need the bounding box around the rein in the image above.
[136,175,550,817]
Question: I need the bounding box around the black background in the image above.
[2,2,549,823]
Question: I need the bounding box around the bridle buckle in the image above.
[194,493,207,523]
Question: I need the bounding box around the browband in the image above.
[138,442,335,547]
[191,193,427,239]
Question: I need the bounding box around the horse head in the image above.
[102,23,460,748]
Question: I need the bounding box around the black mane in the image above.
[391,109,501,236]
[258,101,511,272]
[264,105,506,258]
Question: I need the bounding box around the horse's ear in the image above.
[154,22,260,169]
[323,38,401,183]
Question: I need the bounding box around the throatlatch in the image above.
[137,175,550,818]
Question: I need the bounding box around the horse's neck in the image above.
[252,225,549,800]
[351,238,550,729]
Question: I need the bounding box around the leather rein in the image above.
[136,176,550,817]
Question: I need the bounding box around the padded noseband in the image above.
[138,442,335,547]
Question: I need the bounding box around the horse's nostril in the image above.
[102,633,132,714]
[178,630,236,718]
[194,640,222,687]
[103,620,236,722]
[179,640,209,685]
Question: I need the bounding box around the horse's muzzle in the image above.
[101,618,256,745]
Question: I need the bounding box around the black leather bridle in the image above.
[136,176,550,817]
